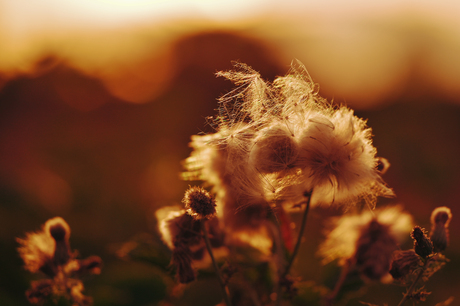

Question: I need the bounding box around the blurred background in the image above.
[1,0,459,305]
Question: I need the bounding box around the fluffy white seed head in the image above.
[249,123,299,174]
[183,61,395,230]
[319,205,413,266]
[295,107,389,206]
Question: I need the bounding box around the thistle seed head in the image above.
[183,62,396,222]
[296,108,393,207]
[249,124,299,174]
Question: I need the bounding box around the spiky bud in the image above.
[182,186,217,220]
[430,206,452,252]
[411,226,433,259]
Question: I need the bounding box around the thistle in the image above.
[182,186,217,220]
[395,206,452,306]
[180,62,400,306]
[295,107,393,207]
[17,217,102,305]
[182,62,395,263]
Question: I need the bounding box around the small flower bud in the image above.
[49,223,67,242]
[411,226,433,259]
[430,206,452,252]
[46,218,71,266]
[376,157,390,175]
[182,186,217,220]
[389,249,421,280]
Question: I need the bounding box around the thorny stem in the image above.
[201,221,232,306]
[397,258,430,306]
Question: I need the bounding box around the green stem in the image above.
[397,259,430,306]
[282,193,311,278]
[267,218,284,306]
[275,193,311,306]
[201,221,232,306]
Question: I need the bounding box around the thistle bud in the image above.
[430,206,452,252]
[411,226,433,259]
[376,157,390,175]
[389,249,421,280]
[182,186,217,220]
[46,217,71,266]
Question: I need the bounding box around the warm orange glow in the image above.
[0,1,458,230]
[2,0,460,108]
[232,228,273,256]
[2,1,460,304]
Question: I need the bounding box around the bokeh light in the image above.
[1,0,459,305]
